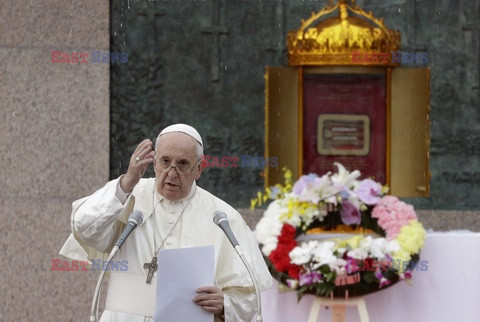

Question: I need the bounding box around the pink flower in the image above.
[340,201,361,225]
[371,196,418,240]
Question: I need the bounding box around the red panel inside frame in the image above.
[302,73,386,183]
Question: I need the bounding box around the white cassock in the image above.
[60,177,272,322]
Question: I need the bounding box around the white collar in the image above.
[154,181,197,205]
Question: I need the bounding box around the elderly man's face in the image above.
[154,132,203,201]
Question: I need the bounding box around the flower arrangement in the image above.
[252,163,426,299]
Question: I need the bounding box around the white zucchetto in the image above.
[158,123,203,146]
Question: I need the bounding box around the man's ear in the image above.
[195,156,207,180]
[200,156,208,169]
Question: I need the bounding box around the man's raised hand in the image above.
[120,139,155,193]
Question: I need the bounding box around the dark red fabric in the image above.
[302,74,386,183]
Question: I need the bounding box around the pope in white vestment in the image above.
[60,124,272,322]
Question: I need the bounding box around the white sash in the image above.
[105,272,156,317]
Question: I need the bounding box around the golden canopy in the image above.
[287,0,401,66]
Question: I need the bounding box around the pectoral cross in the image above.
[143,256,158,284]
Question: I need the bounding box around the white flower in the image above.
[368,237,401,259]
[369,238,389,259]
[347,236,372,260]
[331,162,361,190]
[286,279,299,289]
[347,248,368,260]
[328,258,348,275]
[280,193,325,227]
[386,239,401,253]
[289,245,313,265]
[254,200,284,256]
[311,174,345,205]
[303,206,323,225]
[311,241,337,269]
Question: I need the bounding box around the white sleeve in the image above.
[73,178,129,253]
[222,288,257,322]
[115,175,131,204]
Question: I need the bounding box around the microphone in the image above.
[213,211,263,322]
[213,210,239,247]
[90,210,144,321]
[115,210,144,248]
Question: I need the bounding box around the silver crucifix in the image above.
[143,256,158,284]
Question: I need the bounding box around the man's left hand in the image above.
[193,286,224,316]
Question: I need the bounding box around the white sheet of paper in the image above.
[154,245,215,322]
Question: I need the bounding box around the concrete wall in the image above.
[0,1,110,320]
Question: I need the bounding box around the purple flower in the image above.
[345,257,359,274]
[375,269,391,288]
[356,179,382,205]
[340,201,361,225]
[292,173,325,204]
[299,271,323,286]
[400,270,413,280]
[339,189,351,199]
[293,174,319,195]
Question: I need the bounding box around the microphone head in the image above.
[213,210,228,225]
[128,210,144,226]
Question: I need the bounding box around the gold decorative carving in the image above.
[287,0,401,66]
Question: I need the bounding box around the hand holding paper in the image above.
[193,286,224,316]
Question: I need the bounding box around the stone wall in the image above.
[0,1,110,320]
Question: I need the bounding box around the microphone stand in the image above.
[87,210,143,321]
[233,245,263,322]
[89,245,119,322]
[214,212,263,321]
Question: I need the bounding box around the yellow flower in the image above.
[391,249,412,272]
[337,235,364,250]
[396,220,426,255]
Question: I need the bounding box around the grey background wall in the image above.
[0,0,478,320]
